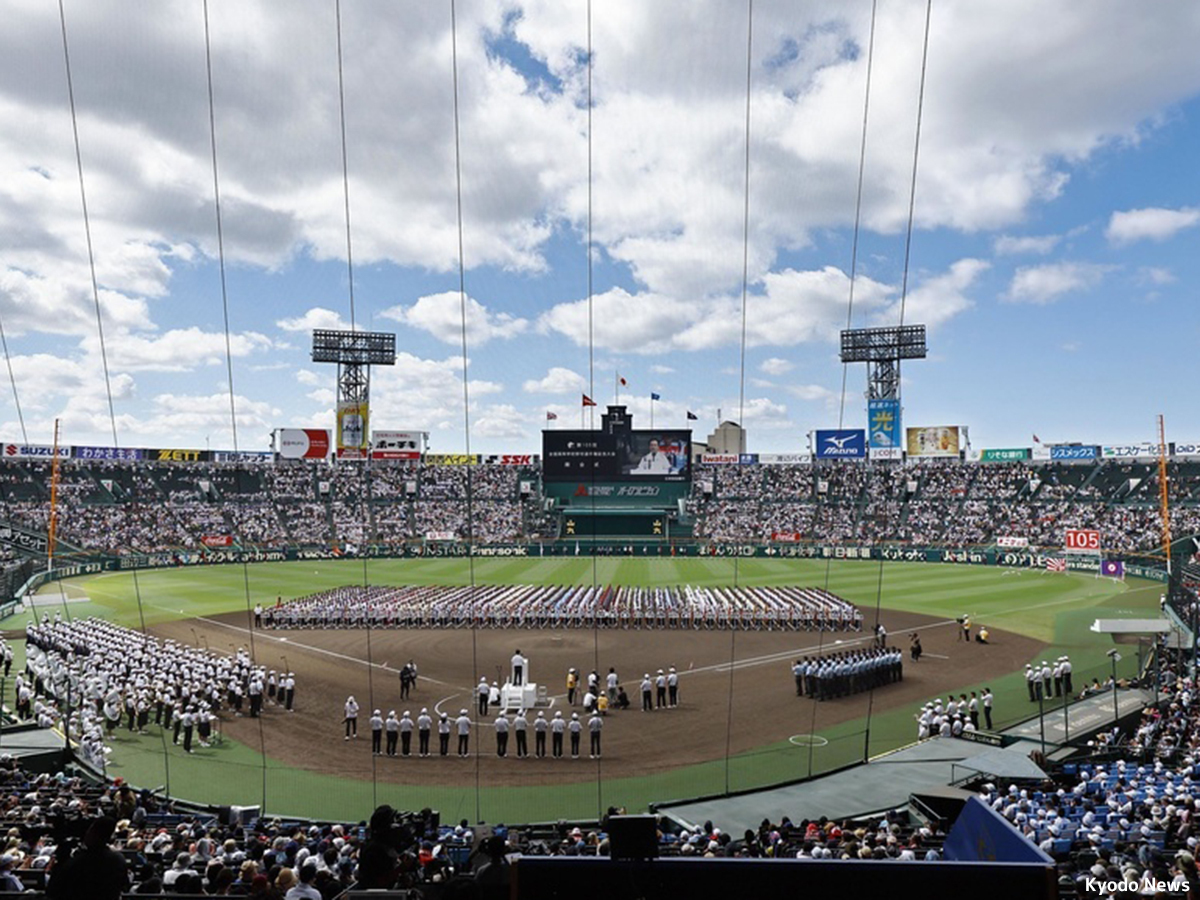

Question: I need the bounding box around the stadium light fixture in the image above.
[839,325,927,401]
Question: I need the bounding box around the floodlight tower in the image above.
[839,324,927,400]
[311,329,396,458]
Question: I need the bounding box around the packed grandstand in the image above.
[0,454,1195,556]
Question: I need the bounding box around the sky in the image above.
[0,0,1198,456]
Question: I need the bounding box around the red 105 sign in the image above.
[1065,529,1101,551]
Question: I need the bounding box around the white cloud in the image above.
[787,384,837,404]
[993,234,1061,256]
[145,392,280,438]
[649,364,675,375]
[80,327,273,372]
[881,258,988,328]
[1005,261,1109,304]
[760,357,793,376]
[1106,206,1200,245]
[1137,266,1175,286]
[276,307,351,333]
[471,404,528,441]
[294,369,323,386]
[522,366,585,394]
[539,261,977,354]
[382,293,528,346]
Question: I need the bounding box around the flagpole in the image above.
[650,396,655,430]
[615,372,618,406]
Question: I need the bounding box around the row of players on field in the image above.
[257,584,863,631]
[341,702,606,758]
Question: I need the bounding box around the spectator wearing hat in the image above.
[0,853,23,892]
[275,867,298,895]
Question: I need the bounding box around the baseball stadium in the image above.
[1,2,1198,899]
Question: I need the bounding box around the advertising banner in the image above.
[484,454,535,465]
[277,429,331,460]
[770,532,804,542]
[370,430,423,460]
[71,445,144,461]
[202,535,234,548]
[739,453,758,465]
[4,443,71,459]
[868,399,901,454]
[995,536,1029,548]
[212,450,272,464]
[1101,443,1164,459]
[701,454,740,465]
[336,400,368,459]
[151,448,209,463]
[757,453,810,465]
[814,429,866,460]
[424,454,479,465]
[1173,442,1200,457]
[1050,445,1098,461]
[905,426,960,458]
[980,448,1030,462]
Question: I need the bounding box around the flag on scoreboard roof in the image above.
[619,374,627,386]
[651,392,661,401]
[582,394,596,407]
[546,411,558,421]
[687,411,698,420]
[1045,557,1068,572]
[1101,560,1125,578]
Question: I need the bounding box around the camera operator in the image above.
[355,805,428,890]
[46,814,127,900]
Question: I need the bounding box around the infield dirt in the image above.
[150,608,1042,787]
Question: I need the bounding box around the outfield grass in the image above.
[16,558,1159,822]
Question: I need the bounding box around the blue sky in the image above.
[0,0,1198,455]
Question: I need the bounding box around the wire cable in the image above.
[57,0,117,448]
[0,316,27,445]
[57,0,172,794]
[862,0,933,765]
[725,0,755,797]
[449,0,483,824]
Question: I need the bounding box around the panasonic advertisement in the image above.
[814,429,866,460]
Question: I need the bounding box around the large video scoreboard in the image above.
[543,430,692,483]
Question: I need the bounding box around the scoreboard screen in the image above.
[543,430,691,483]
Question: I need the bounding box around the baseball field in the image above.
[17,556,1158,824]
